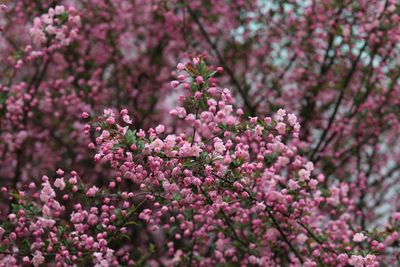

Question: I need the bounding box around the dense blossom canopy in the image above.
[0,1,399,266]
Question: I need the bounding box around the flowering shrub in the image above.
[1,1,400,266]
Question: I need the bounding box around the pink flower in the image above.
[195,76,204,84]
[275,122,286,135]
[213,138,226,154]
[40,181,56,203]
[56,168,65,176]
[155,125,165,134]
[87,214,98,225]
[123,114,132,124]
[86,186,99,197]
[277,108,286,118]
[32,251,45,267]
[337,253,348,264]
[171,80,180,88]
[296,233,308,244]
[193,57,200,65]
[175,107,187,118]
[177,63,186,71]
[55,5,65,15]
[364,254,377,266]
[353,232,367,242]
[276,108,286,121]
[29,27,46,46]
[288,113,297,126]
[392,212,400,222]
[349,255,364,267]
[22,257,30,264]
[233,181,243,191]
[288,179,300,190]
[54,178,66,190]
[299,169,311,181]
[179,143,201,157]
[0,4,7,12]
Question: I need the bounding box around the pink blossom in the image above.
[32,251,45,267]
[55,5,65,15]
[353,232,367,242]
[54,178,66,190]
[177,63,186,71]
[0,4,7,12]
[123,114,132,124]
[195,76,204,84]
[171,80,180,88]
[349,255,364,267]
[364,254,377,266]
[155,125,165,134]
[288,113,297,126]
[86,186,99,197]
[275,122,286,135]
[299,169,311,181]
[40,181,56,203]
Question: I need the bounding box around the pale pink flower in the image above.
[296,233,308,244]
[299,169,311,181]
[364,254,377,266]
[40,181,56,203]
[55,5,65,15]
[54,178,66,190]
[177,63,186,71]
[123,114,132,124]
[275,122,286,135]
[155,125,165,134]
[288,179,300,190]
[288,113,297,126]
[86,186,99,197]
[171,80,179,88]
[353,232,367,242]
[349,255,364,267]
[32,251,45,267]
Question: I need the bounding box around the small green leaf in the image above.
[57,12,69,24]
[124,129,136,145]
[189,184,198,194]
[124,221,138,226]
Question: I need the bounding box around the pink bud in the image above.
[171,80,179,88]
[195,76,204,84]
[155,125,165,134]
[177,63,186,71]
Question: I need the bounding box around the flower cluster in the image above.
[0,170,137,266]
[1,0,400,266]
[0,58,375,266]
[29,5,80,49]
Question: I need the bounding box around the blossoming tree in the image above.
[0,1,399,266]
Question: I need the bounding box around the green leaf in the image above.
[124,221,138,226]
[198,60,208,76]
[120,234,131,240]
[124,129,136,145]
[189,184,198,194]
[205,70,217,79]
[172,193,181,201]
[57,12,69,24]
[0,245,8,253]
[0,94,7,105]
[149,243,156,253]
